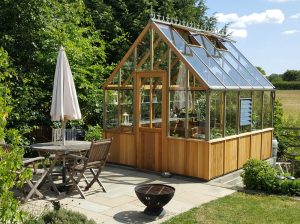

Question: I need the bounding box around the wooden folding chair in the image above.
[0,142,55,203]
[67,138,112,199]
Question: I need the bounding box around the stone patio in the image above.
[21,165,235,223]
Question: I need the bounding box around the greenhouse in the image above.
[103,16,275,180]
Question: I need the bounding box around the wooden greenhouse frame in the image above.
[103,17,275,180]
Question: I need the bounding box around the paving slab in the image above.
[21,164,235,223]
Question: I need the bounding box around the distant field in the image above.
[276,90,300,118]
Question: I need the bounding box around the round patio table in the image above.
[31,141,91,194]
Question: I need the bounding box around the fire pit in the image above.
[135,184,175,216]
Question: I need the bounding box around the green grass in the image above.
[163,192,300,224]
[276,90,300,119]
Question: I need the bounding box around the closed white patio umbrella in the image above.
[50,46,81,145]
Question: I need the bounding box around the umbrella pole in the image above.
[62,120,67,146]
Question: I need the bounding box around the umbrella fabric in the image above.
[50,46,81,122]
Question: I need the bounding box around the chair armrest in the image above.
[67,154,88,161]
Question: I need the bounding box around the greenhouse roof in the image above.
[104,16,275,90]
[152,19,274,90]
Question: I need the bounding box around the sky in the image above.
[205,0,300,75]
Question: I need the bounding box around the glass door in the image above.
[135,71,166,171]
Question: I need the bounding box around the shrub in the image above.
[27,209,96,224]
[85,125,103,141]
[242,159,278,192]
[272,81,300,90]
[242,159,300,196]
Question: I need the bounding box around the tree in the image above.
[0,47,31,224]
[85,0,216,64]
[0,0,108,132]
[282,70,300,82]
[256,66,266,76]
[268,73,283,83]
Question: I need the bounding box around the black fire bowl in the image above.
[135,184,175,217]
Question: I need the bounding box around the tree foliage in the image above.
[0,0,216,139]
[0,48,31,224]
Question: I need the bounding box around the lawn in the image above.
[163,192,300,224]
[276,90,300,119]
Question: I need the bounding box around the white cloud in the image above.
[290,13,300,19]
[282,29,300,34]
[215,9,285,25]
[215,9,285,38]
[228,28,248,38]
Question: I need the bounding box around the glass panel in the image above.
[239,91,252,133]
[221,51,262,88]
[225,92,238,136]
[263,91,272,128]
[191,46,238,88]
[152,77,162,128]
[153,37,168,70]
[169,90,186,138]
[193,35,251,88]
[120,90,134,131]
[192,34,221,57]
[188,91,206,139]
[252,91,262,130]
[106,90,119,129]
[137,30,150,71]
[189,72,203,88]
[223,41,273,88]
[170,52,187,88]
[140,77,150,127]
[210,91,224,139]
[121,52,135,85]
[156,22,225,89]
[184,54,224,88]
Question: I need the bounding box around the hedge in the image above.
[272,81,300,90]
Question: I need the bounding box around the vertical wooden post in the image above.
[150,28,154,71]
[261,91,264,129]
[237,91,240,134]
[205,90,210,141]
[223,92,226,137]
[185,69,189,138]
[117,70,121,130]
[103,89,107,131]
[166,49,171,137]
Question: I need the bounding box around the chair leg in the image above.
[68,170,86,199]
[85,168,106,192]
[22,171,47,203]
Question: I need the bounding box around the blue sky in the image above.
[205,0,300,75]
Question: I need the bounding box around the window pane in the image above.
[191,46,238,88]
[140,78,150,127]
[222,41,273,88]
[137,30,150,71]
[188,91,206,139]
[210,91,224,139]
[156,23,224,89]
[106,90,119,129]
[169,90,186,138]
[153,37,168,70]
[252,91,262,130]
[152,77,162,128]
[225,92,238,136]
[221,52,262,88]
[120,90,134,132]
[263,91,272,128]
[170,52,187,88]
[121,52,135,85]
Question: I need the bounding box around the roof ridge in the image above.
[149,13,234,42]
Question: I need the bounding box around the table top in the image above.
[31,141,91,153]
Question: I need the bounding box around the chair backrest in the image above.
[86,138,112,164]
[52,128,77,142]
